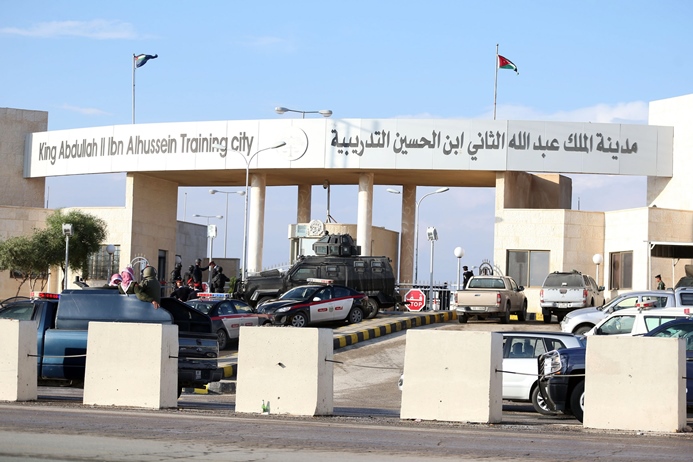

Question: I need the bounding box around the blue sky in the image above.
[2,1,691,283]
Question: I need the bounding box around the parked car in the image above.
[258,279,368,327]
[399,331,585,415]
[539,317,693,422]
[453,275,527,324]
[586,305,692,337]
[560,290,675,335]
[539,271,605,323]
[186,293,271,349]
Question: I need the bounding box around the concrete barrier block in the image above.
[235,326,333,416]
[584,336,686,432]
[83,322,178,409]
[0,319,37,401]
[400,330,502,423]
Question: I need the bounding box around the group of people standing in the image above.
[169,258,231,302]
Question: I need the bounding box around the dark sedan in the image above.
[186,294,271,349]
[259,283,368,327]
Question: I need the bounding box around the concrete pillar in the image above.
[83,322,179,409]
[247,172,267,274]
[235,326,333,416]
[0,319,37,401]
[297,184,312,224]
[583,336,686,432]
[400,330,502,423]
[357,173,374,256]
[399,185,416,284]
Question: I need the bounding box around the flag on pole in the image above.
[134,54,158,68]
[498,55,518,74]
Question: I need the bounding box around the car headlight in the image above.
[542,350,563,376]
[276,306,291,313]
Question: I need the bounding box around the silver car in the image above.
[560,290,675,335]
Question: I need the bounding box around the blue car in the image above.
[644,317,693,405]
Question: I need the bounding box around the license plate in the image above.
[470,307,486,311]
[558,303,570,308]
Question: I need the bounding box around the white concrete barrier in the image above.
[0,319,37,401]
[584,336,686,432]
[83,322,178,409]
[235,326,333,416]
[400,330,503,423]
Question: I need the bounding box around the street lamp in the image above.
[414,187,449,283]
[593,253,604,286]
[213,141,287,284]
[193,214,222,287]
[62,223,73,291]
[454,247,465,290]
[427,227,438,310]
[106,244,116,277]
[275,106,333,119]
[209,189,246,258]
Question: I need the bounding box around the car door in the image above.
[502,335,553,400]
[231,300,261,328]
[595,314,637,335]
[216,301,241,339]
[309,286,337,323]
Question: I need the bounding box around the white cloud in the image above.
[0,20,140,40]
[492,101,649,124]
[60,104,110,116]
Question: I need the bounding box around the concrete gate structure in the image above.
[0,93,692,312]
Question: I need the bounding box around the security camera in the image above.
[62,223,73,237]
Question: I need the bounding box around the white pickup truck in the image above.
[453,275,528,324]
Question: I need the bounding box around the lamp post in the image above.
[275,106,333,119]
[106,244,116,277]
[427,227,438,310]
[193,214,222,287]
[593,253,604,286]
[209,189,246,258]
[213,141,287,284]
[62,224,73,291]
[454,247,465,290]
[414,187,449,283]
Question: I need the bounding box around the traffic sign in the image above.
[404,289,426,311]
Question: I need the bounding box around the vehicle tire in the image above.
[290,312,309,328]
[347,307,364,324]
[216,329,229,350]
[542,312,552,324]
[517,301,527,322]
[556,313,565,323]
[573,324,593,335]
[365,298,379,319]
[590,298,595,307]
[531,386,556,415]
[457,314,468,323]
[177,387,183,399]
[570,380,585,423]
[500,303,510,324]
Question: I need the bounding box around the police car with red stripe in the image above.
[186,293,271,349]
[258,278,368,327]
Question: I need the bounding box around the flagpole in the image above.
[132,54,136,124]
[493,44,499,120]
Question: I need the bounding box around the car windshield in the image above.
[543,273,584,288]
[280,286,320,300]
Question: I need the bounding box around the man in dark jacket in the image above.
[171,278,194,302]
[212,266,230,293]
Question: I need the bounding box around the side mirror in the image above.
[598,286,605,292]
[518,286,525,291]
[313,297,321,302]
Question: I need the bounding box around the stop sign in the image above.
[404,289,426,311]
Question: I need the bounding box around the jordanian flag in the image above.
[498,55,518,74]
[134,54,158,68]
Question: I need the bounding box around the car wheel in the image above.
[531,386,556,415]
[290,312,308,328]
[458,314,468,324]
[542,313,552,324]
[556,313,565,323]
[177,387,183,399]
[216,329,229,350]
[518,301,527,322]
[573,324,593,335]
[365,298,379,319]
[348,307,364,324]
[570,380,585,423]
[499,303,510,324]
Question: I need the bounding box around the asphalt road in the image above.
[1,317,693,460]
